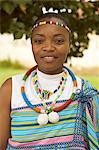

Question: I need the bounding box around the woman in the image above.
[0,13,99,150]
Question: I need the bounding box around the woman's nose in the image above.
[42,40,55,52]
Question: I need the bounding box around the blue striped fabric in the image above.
[7,81,99,149]
[11,100,77,142]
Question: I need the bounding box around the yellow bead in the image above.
[39,21,46,25]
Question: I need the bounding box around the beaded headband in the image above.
[32,21,70,32]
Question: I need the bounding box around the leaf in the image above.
[0,0,5,3]
[19,4,27,14]
[2,1,16,15]
[11,0,32,5]
[14,31,23,39]
[16,22,25,29]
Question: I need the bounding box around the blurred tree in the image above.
[0,0,99,59]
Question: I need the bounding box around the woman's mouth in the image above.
[42,56,57,63]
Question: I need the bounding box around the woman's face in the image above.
[32,17,70,75]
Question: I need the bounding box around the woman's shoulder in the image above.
[12,73,24,81]
[81,78,98,92]
[76,77,99,101]
[0,78,12,108]
[75,75,98,91]
[0,73,24,106]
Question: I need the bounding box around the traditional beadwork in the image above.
[32,21,70,32]
[21,66,77,114]
[32,70,67,101]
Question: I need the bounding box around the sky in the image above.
[0,33,99,68]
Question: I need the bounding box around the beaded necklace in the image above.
[32,70,67,113]
[32,70,67,101]
[21,66,77,125]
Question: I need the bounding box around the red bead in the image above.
[53,99,72,112]
[39,89,41,93]
[52,21,56,25]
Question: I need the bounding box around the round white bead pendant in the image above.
[48,111,59,123]
[37,114,48,125]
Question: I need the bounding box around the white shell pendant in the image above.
[48,111,59,123]
[37,114,48,125]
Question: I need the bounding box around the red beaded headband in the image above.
[32,21,71,32]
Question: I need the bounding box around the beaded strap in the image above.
[32,21,70,32]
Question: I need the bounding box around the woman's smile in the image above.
[41,53,58,63]
[42,56,57,63]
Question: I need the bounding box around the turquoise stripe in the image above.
[11,121,75,135]
[11,102,78,142]
[11,130,74,142]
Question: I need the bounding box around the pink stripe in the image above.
[8,135,73,147]
[86,106,91,118]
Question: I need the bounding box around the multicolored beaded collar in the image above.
[21,66,77,125]
[32,70,67,101]
[21,65,77,112]
[32,21,70,33]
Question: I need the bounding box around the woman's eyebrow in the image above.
[33,34,64,37]
[33,34,45,37]
[53,34,64,37]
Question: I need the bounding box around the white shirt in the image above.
[11,68,82,109]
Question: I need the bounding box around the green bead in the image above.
[71,93,75,99]
[23,75,27,81]
[58,22,61,26]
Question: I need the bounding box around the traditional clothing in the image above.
[7,67,99,150]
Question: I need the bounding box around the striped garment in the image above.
[7,80,99,150]
[6,69,99,150]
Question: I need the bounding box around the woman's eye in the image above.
[33,39,44,44]
[55,39,64,45]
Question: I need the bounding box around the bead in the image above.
[50,21,53,24]
[39,22,42,25]
[40,109,46,113]
[56,22,58,25]
[48,111,59,123]
[37,114,48,125]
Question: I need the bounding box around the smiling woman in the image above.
[32,19,70,75]
[0,13,99,150]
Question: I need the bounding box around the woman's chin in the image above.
[38,65,63,75]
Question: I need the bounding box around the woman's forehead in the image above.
[32,24,69,40]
